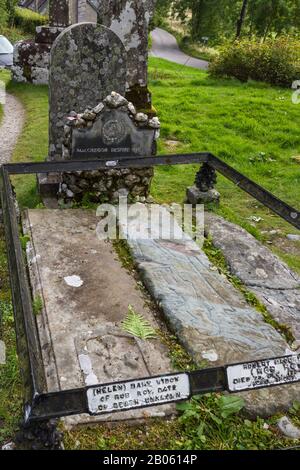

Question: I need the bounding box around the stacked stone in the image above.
[59,168,155,205]
[59,92,160,205]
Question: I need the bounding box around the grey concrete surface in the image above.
[151,27,209,70]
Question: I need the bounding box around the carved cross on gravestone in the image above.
[49,0,70,27]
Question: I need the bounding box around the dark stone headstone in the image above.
[55,92,160,204]
[71,109,156,160]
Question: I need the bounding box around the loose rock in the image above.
[277,416,300,439]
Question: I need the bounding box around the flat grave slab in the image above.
[205,213,300,342]
[125,206,300,416]
[23,209,174,426]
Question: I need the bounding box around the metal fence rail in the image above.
[3,152,299,229]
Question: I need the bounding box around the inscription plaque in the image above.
[72,109,156,160]
[87,373,190,415]
[226,354,300,392]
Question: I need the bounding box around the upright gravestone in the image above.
[49,0,70,26]
[41,21,157,204]
[49,23,127,161]
[94,0,156,109]
[12,0,70,84]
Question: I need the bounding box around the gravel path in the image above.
[0,93,25,165]
[150,28,209,70]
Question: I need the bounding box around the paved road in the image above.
[150,28,209,70]
[0,93,25,165]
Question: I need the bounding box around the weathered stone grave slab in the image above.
[124,206,300,416]
[205,213,300,343]
[23,209,174,425]
[49,23,127,160]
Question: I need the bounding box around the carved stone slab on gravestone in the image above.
[71,110,155,159]
[49,23,127,161]
[63,92,160,160]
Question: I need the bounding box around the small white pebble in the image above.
[64,275,83,288]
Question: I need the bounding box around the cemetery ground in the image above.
[0,58,300,449]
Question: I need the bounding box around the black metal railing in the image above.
[0,152,299,423]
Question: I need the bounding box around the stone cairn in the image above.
[59,91,160,205]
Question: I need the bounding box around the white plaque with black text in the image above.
[87,373,191,415]
[226,354,300,392]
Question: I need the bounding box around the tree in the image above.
[236,0,248,38]
[171,0,300,42]
[0,0,8,28]
[246,0,300,39]
[5,0,18,27]
[153,0,172,27]
[172,0,242,43]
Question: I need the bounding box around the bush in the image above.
[14,6,48,35]
[209,37,300,88]
[6,0,18,26]
[0,0,8,28]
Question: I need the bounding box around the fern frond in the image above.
[121,305,157,340]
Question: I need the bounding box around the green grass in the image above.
[0,232,23,446]
[149,58,299,206]
[3,73,48,208]
[148,58,300,272]
[0,26,30,44]
[63,400,298,450]
[0,70,11,124]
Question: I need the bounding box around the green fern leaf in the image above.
[121,305,157,340]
